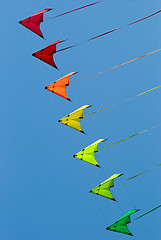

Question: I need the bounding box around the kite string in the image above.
[103,149,127,215]
[71,48,161,84]
[86,84,161,116]
[104,146,153,240]
[80,163,108,225]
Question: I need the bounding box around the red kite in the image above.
[19,9,52,38]
[45,72,77,101]
[32,41,63,69]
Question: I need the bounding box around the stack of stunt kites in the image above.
[19,2,161,237]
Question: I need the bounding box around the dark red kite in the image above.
[19,8,52,38]
[32,41,63,69]
[45,72,77,101]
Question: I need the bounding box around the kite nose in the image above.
[73,154,76,157]
[58,120,60,122]
[106,227,109,230]
[32,53,35,56]
[45,86,47,89]
[19,21,22,24]
[89,190,92,193]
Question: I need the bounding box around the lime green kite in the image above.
[73,139,106,167]
[106,209,139,236]
[89,174,122,200]
[58,105,91,133]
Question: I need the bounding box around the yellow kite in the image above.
[58,105,91,133]
[73,139,106,167]
[90,174,122,201]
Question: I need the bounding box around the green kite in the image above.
[73,139,106,167]
[89,174,122,200]
[106,209,139,235]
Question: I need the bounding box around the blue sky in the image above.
[1,0,161,239]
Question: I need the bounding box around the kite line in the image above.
[87,85,161,116]
[57,9,161,52]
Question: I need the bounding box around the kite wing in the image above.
[90,174,122,200]
[73,139,106,167]
[58,105,91,133]
[32,40,63,69]
[19,9,52,38]
[45,72,77,101]
[106,209,139,235]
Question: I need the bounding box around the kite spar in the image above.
[19,9,52,38]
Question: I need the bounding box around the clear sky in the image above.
[1,0,161,239]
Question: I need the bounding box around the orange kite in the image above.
[45,72,77,101]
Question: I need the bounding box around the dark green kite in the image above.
[106,209,139,235]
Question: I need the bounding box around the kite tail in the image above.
[87,85,161,116]
[123,163,161,182]
[134,205,161,221]
[98,124,161,151]
[72,48,161,84]
[57,10,161,54]
[128,10,161,27]
[88,9,161,41]
[56,9,161,52]
[57,44,80,52]
[50,1,102,19]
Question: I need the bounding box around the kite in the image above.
[89,174,122,200]
[106,209,139,236]
[32,40,64,69]
[19,2,101,38]
[58,105,91,133]
[58,9,161,52]
[73,139,106,167]
[19,9,52,38]
[45,72,77,101]
[72,48,161,83]
[87,85,161,116]
[106,205,161,236]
